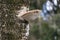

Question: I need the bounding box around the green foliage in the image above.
[30,0,46,9]
[30,24,40,39]
[52,14,60,28]
[40,22,55,40]
[30,20,55,40]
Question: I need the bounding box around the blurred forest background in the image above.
[0,0,60,40]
